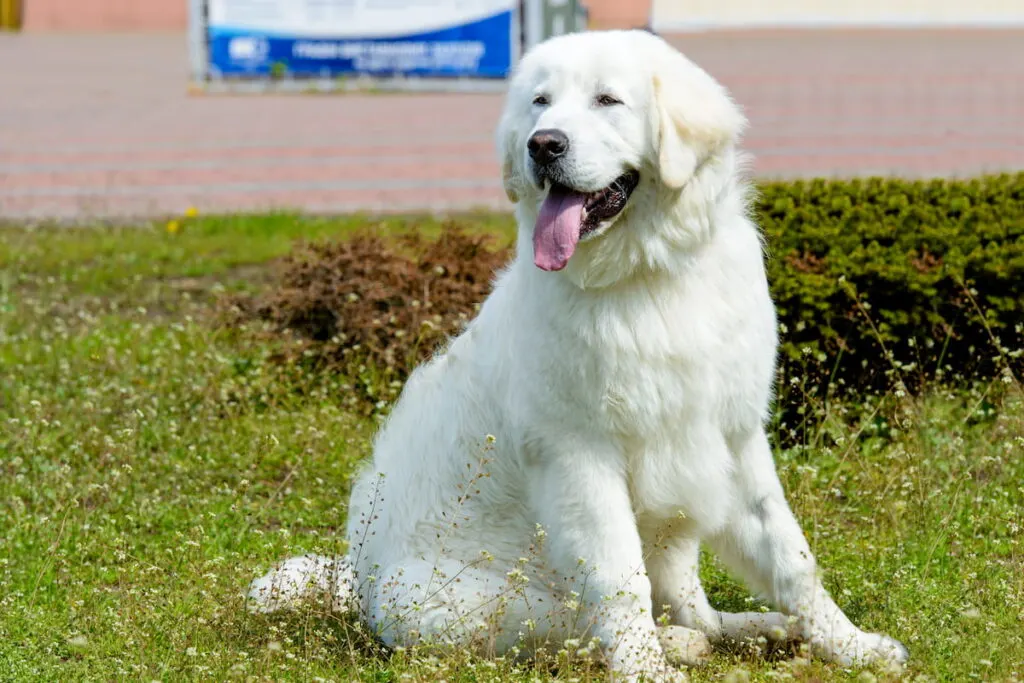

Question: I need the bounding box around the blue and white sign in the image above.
[206,0,517,79]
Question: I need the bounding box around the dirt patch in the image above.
[226,224,513,413]
[166,263,277,296]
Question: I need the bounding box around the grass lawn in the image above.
[1,215,1021,682]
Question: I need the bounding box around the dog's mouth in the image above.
[533,170,640,272]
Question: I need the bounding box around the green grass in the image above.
[1,215,1021,682]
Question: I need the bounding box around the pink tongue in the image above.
[533,188,587,271]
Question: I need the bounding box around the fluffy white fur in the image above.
[248,30,908,681]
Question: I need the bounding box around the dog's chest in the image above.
[564,288,765,437]
[601,353,699,431]
[566,302,755,527]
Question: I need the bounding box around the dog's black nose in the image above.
[527,129,569,165]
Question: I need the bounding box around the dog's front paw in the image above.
[811,629,909,669]
[607,634,689,683]
[611,665,688,683]
[856,632,909,668]
[657,625,711,668]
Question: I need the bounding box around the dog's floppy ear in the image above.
[650,40,746,189]
[496,107,523,203]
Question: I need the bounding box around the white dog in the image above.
[248,29,908,681]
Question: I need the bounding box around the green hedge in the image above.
[759,172,1023,398]
[236,173,1023,438]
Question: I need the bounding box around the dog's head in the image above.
[497,30,747,285]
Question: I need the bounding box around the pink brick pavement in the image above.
[1,29,1023,222]
[21,0,186,32]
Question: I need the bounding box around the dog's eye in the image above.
[532,94,549,106]
[596,94,622,107]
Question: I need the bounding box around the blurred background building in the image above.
[4,0,185,31]
[3,0,1023,32]
[2,0,1022,220]
[649,0,1024,30]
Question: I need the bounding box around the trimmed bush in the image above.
[761,172,1023,397]
[230,173,1024,424]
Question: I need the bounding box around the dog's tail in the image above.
[246,554,356,614]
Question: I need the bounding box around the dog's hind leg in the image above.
[364,557,577,661]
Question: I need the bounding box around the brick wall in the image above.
[583,0,652,29]
[23,0,187,31]
[19,0,653,33]
[651,0,1024,28]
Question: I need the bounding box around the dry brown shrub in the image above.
[229,224,513,412]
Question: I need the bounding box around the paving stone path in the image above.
[1,29,1022,221]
